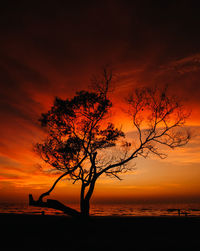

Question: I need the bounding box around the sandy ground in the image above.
[0,213,200,251]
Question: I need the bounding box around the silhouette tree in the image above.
[29,70,190,217]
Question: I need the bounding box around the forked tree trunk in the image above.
[29,177,97,218]
[80,182,90,217]
[80,198,90,217]
[80,178,96,217]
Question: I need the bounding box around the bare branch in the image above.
[32,74,190,217]
[29,195,81,217]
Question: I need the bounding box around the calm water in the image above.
[0,202,200,217]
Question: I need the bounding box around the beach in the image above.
[1,213,200,251]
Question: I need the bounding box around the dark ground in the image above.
[0,213,199,251]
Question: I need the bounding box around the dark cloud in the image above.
[0,1,199,123]
[1,1,200,75]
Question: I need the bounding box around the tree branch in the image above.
[38,171,69,202]
[29,194,81,217]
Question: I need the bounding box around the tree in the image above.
[29,70,190,217]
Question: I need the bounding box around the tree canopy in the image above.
[29,70,190,217]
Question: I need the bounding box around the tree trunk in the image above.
[80,198,90,217]
[80,178,96,217]
[80,182,89,217]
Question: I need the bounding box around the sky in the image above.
[0,0,200,205]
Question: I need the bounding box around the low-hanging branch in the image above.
[29,194,81,217]
[38,171,69,202]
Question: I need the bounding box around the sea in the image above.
[0,202,200,217]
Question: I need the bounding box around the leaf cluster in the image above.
[35,90,124,179]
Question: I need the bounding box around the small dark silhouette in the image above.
[29,69,191,217]
[178,209,181,216]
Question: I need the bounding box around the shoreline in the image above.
[1,211,200,219]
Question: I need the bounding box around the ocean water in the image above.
[0,202,200,217]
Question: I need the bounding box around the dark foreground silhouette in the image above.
[31,71,190,218]
[1,213,200,251]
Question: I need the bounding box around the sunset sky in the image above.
[0,1,200,205]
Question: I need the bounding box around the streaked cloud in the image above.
[0,1,200,203]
